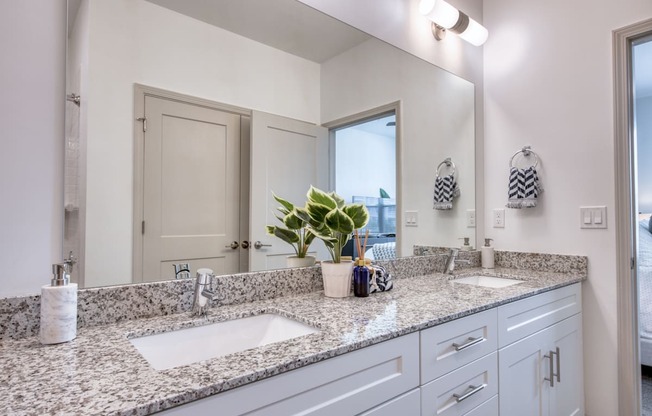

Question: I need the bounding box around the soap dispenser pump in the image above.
[459,237,473,251]
[481,238,495,269]
[40,260,78,344]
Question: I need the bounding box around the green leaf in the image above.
[295,206,322,228]
[304,228,317,246]
[306,202,333,224]
[272,192,295,212]
[283,211,304,230]
[325,208,354,235]
[343,203,369,229]
[379,188,390,198]
[309,227,336,247]
[329,192,346,209]
[307,186,336,209]
[271,227,300,244]
[265,225,276,235]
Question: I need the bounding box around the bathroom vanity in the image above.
[0,255,586,416]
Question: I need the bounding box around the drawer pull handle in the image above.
[544,347,560,387]
[453,383,486,403]
[452,336,485,351]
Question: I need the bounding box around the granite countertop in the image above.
[0,267,585,415]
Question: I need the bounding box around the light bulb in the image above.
[418,0,459,29]
[458,18,489,46]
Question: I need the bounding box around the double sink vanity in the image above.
[0,251,586,415]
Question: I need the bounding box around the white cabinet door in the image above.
[547,314,584,416]
[499,314,583,416]
[498,329,550,416]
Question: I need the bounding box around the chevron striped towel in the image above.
[433,174,460,210]
[507,166,543,208]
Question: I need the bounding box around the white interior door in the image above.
[141,96,241,281]
[250,110,328,271]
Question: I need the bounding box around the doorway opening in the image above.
[634,34,652,416]
[329,108,398,260]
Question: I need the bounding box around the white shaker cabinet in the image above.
[498,284,583,416]
[158,283,583,416]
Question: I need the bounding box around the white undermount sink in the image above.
[129,313,319,370]
[451,275,525,288]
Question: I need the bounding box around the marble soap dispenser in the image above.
[40,262,78,344]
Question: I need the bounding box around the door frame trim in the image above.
[132,84,251,282]
[614,18,652,416]
[322,101,402,258]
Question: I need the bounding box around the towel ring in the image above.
[509,146,539,169]
[436,157,456,178]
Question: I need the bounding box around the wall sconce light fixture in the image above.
[418,0,488,46]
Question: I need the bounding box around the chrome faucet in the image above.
[192,268,215,317]
[173,263,191,279]
[444,248,471,274]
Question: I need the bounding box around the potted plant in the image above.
[266,193,317,268]
[295,186,369,297]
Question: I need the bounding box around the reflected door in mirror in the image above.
[140,96,241,282]
[249,110,329,270]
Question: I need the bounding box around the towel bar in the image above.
[436,157,456,178]
[509,146,539,169]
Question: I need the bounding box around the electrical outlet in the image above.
[493,209,505,228]
[466,209,476,228]
[405,210,418,227]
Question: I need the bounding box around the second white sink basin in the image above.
[452,275,525,288]
[129,313,319,370]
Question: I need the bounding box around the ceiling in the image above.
[145,0,371,63]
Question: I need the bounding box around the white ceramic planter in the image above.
[287,255,316,268]
[321,260,353,298]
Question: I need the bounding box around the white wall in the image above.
[301,0,486,246]
[0,0,66,297]
[483,1,652,414]
[83,0,321,287]
[322,38,476,254]
[637,96,652,213]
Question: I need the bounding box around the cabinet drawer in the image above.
[463,395,498,416]
[420,352,498,416]
[359,389,421,416]
[497,283,581,348]
[421,308,497,383]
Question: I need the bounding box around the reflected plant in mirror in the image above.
[266,193,317,267]
[60,0,475,290]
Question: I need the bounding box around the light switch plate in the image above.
[580,206,607,229]
[405,210,418,227]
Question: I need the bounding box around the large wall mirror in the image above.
[64,0,475,289]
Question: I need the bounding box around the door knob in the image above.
[225,241,239,249]
[241,240,250,249]
[253,241,272,249]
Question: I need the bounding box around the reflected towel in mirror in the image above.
[433,174,460,210]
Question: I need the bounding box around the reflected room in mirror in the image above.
[63,0,475,289]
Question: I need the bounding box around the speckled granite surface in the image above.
[0,267,323,340]
[0,265,586,416]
